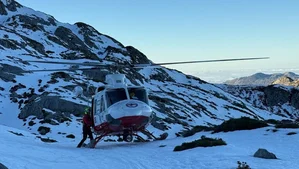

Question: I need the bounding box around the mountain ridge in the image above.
[272,75,299,87]
[224,72,299,87]
[0,0,294,142]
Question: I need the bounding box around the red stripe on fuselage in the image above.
[93,116,150,135]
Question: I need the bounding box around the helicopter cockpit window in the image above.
[128,88,148,104]
[106,88,127,107]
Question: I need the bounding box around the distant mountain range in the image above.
[224,72,299,87]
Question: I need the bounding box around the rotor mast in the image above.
[105,74,127,88]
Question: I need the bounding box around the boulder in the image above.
[37,126,50,135]
[254,148,277,159]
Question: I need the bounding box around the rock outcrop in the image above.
[272,76,299,87]
[220,84,299,119]
[19,96,87,119]
[254,148,277,159]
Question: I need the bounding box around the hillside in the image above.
[219,84,299,119]
[0,0,292,144]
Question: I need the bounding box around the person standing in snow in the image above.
[77,108,94,148]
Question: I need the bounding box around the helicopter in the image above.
[91,74,161,147]
[23,57,269,148]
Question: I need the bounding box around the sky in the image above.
[16,0,299,81]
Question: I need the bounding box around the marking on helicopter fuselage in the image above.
[126,103,138,108]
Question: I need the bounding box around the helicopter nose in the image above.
[108,100,153,119]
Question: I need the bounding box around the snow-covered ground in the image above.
[1,124,298,169]
[1,2,298,169]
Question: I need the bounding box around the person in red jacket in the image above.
[77,108,94,148]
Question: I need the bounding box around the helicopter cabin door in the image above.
[93,95,106,126]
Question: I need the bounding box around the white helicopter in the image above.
[25,57,269,148]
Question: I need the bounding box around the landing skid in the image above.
[91,132,109,148]
[140,129,168,141]
[89,130,168,148]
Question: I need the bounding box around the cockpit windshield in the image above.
[106,88,127,107]
[128,88,148,104]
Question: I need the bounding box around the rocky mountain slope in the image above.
[224,72,299,86]
[219,84,299,119]
[272,76,299,87]
[0,0,293,142]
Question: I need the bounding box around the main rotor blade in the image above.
[24,67,102,72]
[133,57,269,68]
[24,57,269,71]
[25,60,105,66]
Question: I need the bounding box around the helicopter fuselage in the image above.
[93,99,152,134]
[90,74,153,138]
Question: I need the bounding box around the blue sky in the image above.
[17,0,299,77]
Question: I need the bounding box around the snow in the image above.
[1,2,299,168]
[1,124,299,169]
